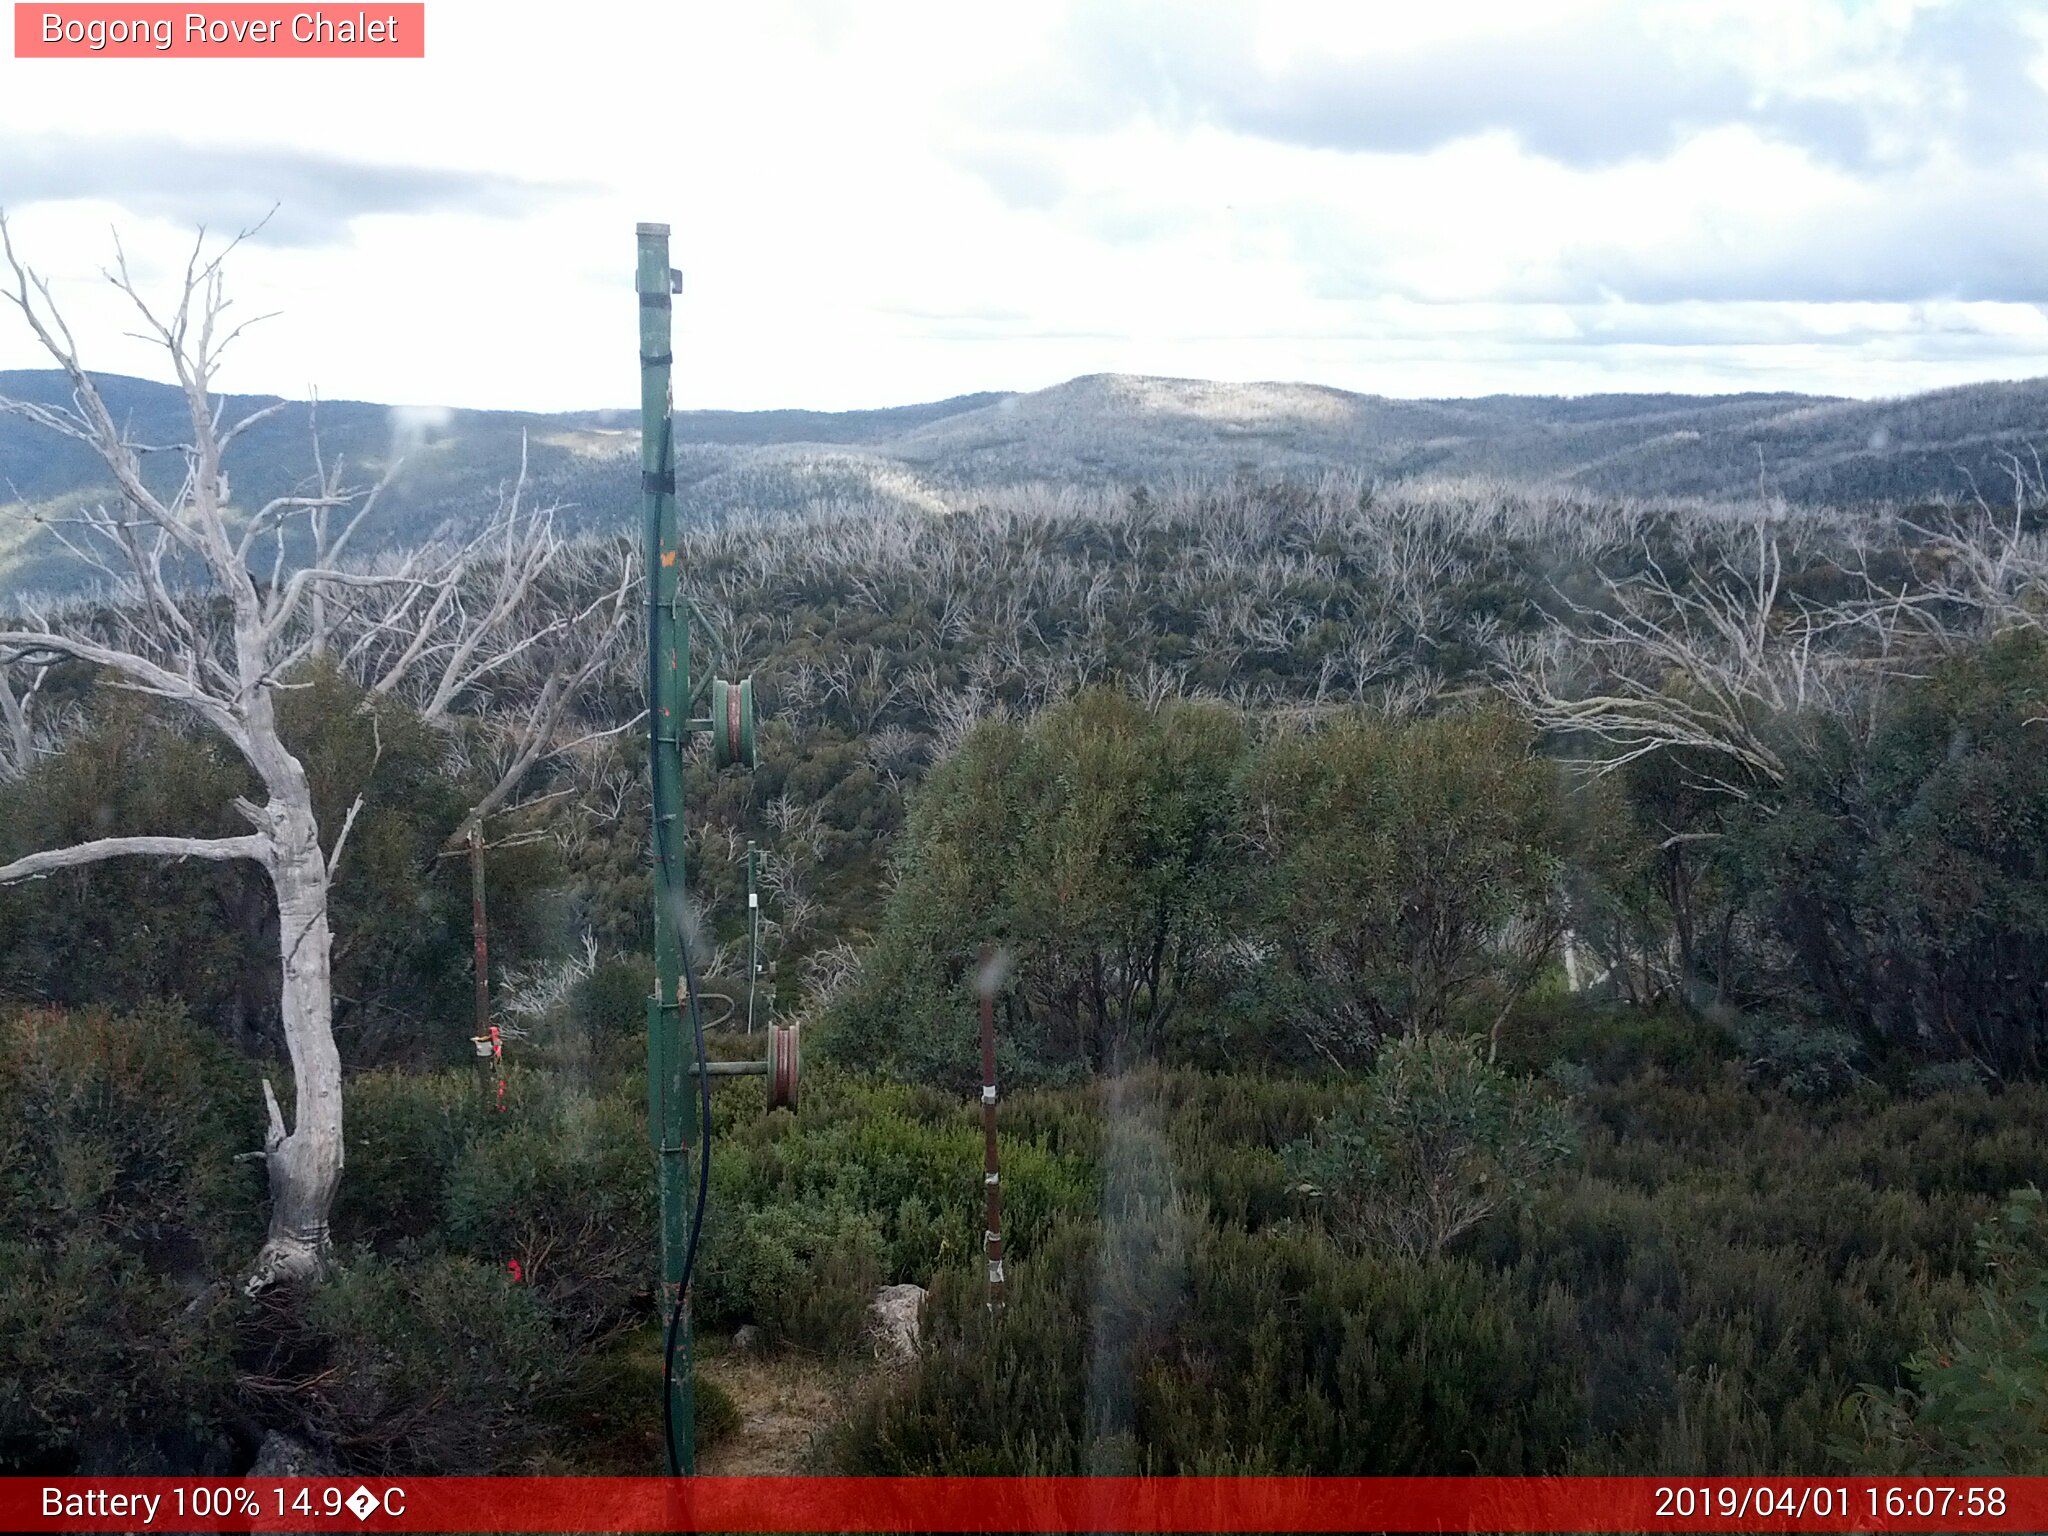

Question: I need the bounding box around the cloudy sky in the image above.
[3,0,2048,412]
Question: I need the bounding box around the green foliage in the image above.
[240,1253,569,1473]
[1247,708,1563,1054]
[0,664,556,1066]
[444,1091,653,1347]
[0,1233,238,1472]
[834,1066,2048,1476]
[1703,632,2048,1078]
[692,1370,742,1449]
[336,1066,654,1348]
[1284,1033,1579,1257]
[839,1208,1588,1475]
[695,1068,1095,1353]
[7,997,2048,1478]
[332,1067,500,1246]
[0,1002,261,1252]
[574,952,652,1043]
[1504,995,1734,1088]
[835,696,1565,1081]
[0,701,251,1022]
[1848,1187,2048,1473]
[277,664,558,1066]
[10,461,2048,1483]
[836,689,1245,1083]
[697,1198,884,1354]
[0,1003,259,1471]
[1732,1016,1865,1103]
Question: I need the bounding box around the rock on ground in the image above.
[868,1283,927,1366]
[250,1430,334,1477]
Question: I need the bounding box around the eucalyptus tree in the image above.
[0,217,630,1292]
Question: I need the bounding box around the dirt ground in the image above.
[695,1350,862,1475]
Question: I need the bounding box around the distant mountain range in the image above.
[5,368,2047,593]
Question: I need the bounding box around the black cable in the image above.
[659,901,711,1477]
[648,410,713,1478]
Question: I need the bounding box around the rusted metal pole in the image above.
[470,824,489,1041]
[471,824,504,1110]
[979,944,1004,1309]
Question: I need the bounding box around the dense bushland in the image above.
[0,664,556,1066]
[4,476,2046,1473]
[831,692,1566,1082]
[834,1048,2045,1476]
[11,994,2041,1476]
[831,644,2048,1089]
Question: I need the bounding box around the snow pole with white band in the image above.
[979,943,1005,1310]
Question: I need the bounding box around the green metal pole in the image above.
[746,840,759,1034]
[639,221,695,1474]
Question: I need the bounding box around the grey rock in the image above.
[868,1283,927,1366]
[250,1430,334,1477]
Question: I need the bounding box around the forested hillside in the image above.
[5,468,2047,1477]
[8,367,2048,595]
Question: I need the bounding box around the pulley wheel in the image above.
[767,1022,799,1111]
[711,677,757,770]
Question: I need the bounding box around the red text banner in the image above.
[14,4,424,57]
[6,1476,2045,1532]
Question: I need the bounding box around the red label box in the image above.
[5,1477,2048,1533]
[14,3,424,56]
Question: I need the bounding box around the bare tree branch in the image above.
[0,833,268,885]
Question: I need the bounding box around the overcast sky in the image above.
[3,0,2048,412]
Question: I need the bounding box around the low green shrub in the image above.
[1846,1187,2048,1473]
[1284,1033,1579,1258]
[443,1090,653,1347]
[334,1067,500,1248]
[0,1002,261,1253]
[574,953,652,1043]
[0,1004,256,1472]
[1503,997,1734,1087]
[696,1196,884,1355]
[693,1371,742,1449]
[1732,1016,1866,1102]
[239,1252,568,1474]
[0,1232,237,1472]
[833,1067,2048,1476]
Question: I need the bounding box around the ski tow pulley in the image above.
[711,677,756,769]
[687,1022,801,1111]
[768,1022,799,1111]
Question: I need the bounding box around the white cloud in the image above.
[0,0,2044,411]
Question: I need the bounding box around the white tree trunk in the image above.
[232,634,348,1293]
[244,793,344,1293]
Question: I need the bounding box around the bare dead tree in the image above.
[1835,500,2048,649]
[866,723,927,789]
[0,220,638,1293]
[1494,525,1846,799]
[759,856,817,943]
[0,661,52,778]
[0,215,416,1293]
[331,459,641,848]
